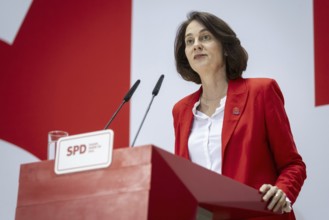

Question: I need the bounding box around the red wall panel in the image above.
[0,0,132,159]
[314,0,329,106]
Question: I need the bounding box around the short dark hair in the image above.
[174,11,248,84]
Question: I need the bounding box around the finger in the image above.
[267,189,281,210]
[263,186,278,202]
[273,193,287,213]
[259,184,271,194]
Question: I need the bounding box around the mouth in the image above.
[194,54,207,59]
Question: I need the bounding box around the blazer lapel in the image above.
[179,88,202,159]
[222,78,248,158]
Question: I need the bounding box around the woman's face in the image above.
[184,20,225,75]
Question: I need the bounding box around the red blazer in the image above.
[172,78,306,220]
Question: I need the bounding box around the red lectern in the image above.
[15,145,275,220]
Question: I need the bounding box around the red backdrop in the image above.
[314,0,329,106]
[0,0,132,159]
[1,0,328,160]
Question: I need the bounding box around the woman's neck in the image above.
[200,71,228,100]
[198,71,228,117]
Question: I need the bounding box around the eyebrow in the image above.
[185,28,208,38]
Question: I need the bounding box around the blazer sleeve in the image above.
[264,79,307,204]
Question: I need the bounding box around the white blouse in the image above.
[188,96,226,174]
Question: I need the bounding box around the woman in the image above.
[172,11,306,220]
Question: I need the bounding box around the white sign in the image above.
[54,129,114,175]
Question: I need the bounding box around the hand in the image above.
[259,184,288,213]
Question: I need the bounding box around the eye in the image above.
[200,34,211,41]
[185,38,194,46]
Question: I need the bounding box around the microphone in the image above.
[104,79,141,130]
[152,74,164,96]
[131,75,164,147]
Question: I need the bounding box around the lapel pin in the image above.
[232,107,240,115]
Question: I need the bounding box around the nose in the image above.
[193,39,203,51]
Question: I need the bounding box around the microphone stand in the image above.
[131,75,164,147]
[131,95,155,147]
